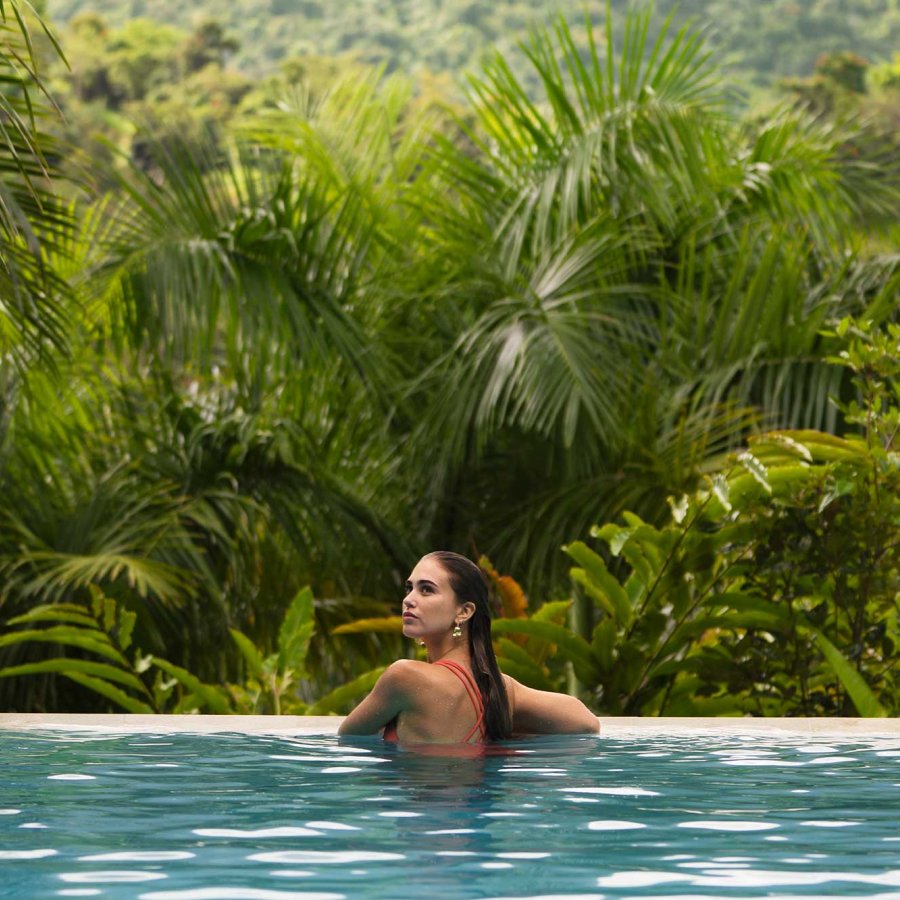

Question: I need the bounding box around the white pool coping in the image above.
[2,713,899,738]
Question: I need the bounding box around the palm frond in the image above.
[0,4,74,368]
[93,131,389,395]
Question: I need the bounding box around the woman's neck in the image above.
[425,640,469,665]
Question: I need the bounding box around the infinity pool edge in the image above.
[3,712,899,737]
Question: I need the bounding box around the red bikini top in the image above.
[434,659,486,743]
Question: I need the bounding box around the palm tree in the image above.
[0,70,430,708]
[403,6,900,590]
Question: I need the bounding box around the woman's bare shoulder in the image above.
[501,674,600,735]
[382,658,429,685]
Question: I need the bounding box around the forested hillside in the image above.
[45,0,900,88]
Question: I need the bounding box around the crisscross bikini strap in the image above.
[435,659,485,742]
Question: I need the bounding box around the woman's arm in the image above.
[337,660,415,736]
[506,676,600,735]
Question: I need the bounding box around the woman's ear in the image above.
[458,601,476,623]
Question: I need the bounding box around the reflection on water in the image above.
[1,729,900,898]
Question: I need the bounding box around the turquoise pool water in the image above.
[2,728,900,899]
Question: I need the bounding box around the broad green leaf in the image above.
[592,522,635,557]
[497,658,557,691]
[230,628,264,679]
[495,638,556,690]
[782,430,867,460]
[277,586,316,676]
[308,666,387,715]
[565,541,632,625]
[808,629,886,717]
[750,431,813,462]
[661,610,787,659]
[102,596,117,634]
[767,464,815,494]
[663,685,745,716]
[571,569,615,617]
[590,618,617,672]
[492,618,599,683]
[531,600,572,624]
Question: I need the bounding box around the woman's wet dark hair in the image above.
[425,551,512,741]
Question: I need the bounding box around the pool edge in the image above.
[2,713,899,737]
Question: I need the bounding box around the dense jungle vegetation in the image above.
[1,0,900,717]
[45,0,900,89]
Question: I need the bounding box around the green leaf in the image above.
[710,592,791,622]
[663,610,787,653]
[308,666,386,715]
[6,606,97,628]
[736,451,772,492]
[118,608,137,652]
[0,658,149,695]
[808,629,886,717]
[781,430,867,461]
[0,626,128,665]
[590,618,617,672]
[230,628,264,679]
[531,599,572,624]
[591,523,635,558]
[492,618,599,684]
[750,431,813,463]
[150,657,234,714]
[570,568,615,617]
[565,541,632,625]
[277,586,316,676]
[497,658,557,691]
[495,638,556,690]
[333,616,404,634]
[63,672,155,714]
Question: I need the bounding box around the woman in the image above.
[338,551,600,743]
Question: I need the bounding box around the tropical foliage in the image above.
[44,0,900,91]
[0,0,73,368]
[0,583,384,713]
[1,1,899,715]
[496,321,900,716]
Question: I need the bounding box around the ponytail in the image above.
[425,551,512,740]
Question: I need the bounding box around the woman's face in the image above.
[401,556,464,639]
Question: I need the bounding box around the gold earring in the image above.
[452,622,462,639]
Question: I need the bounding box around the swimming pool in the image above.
[2,717,900,899]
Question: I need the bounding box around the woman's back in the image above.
[382,659,485,744]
